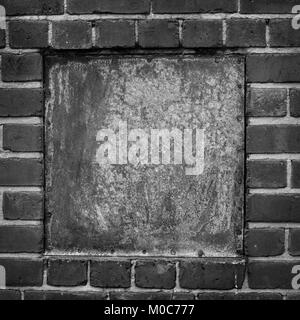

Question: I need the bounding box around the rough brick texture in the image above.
[197,292,283,300]
[0,0,64,15]
[24,290,107,300]
[0,29,5,48]
[179,260,245,290]
[270,19,300,47]
[67,0,150,14]
[289,229,300,256]
[139,20,179,48]
[95,20,135,48]
[90,261,131,288]
[247,160,287,188]
[0,259,43,286]
[0,159,43,186]
[246,88,287,117]
[2,54,43,82]
[292,161,300,188]
[9,21,49,49]
[286,293,300,300]
[51,21,92,50]
[290,89,300,117]
[135,261,176,289]
[248,261,298,289]
[247,194,300,222]
[246,229,285,257]
[0,89,43,117]
[3,192,43,221]
[240,0,299,13]
[182,20,223,48]
[247,126,300,153]
[247,55,300,83]
[0,226,43,253]
[3,125,43,152]
[110,292,172,300]
[172,293,195,300]
[0,290,21,300]
[47,260,87,286]
[226,19,266,48]
[152,0,237,13]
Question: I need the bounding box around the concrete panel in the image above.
[45,55,244,257]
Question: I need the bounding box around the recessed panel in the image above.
[45,56,244,257]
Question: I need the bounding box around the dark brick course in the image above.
[179,260,245,290]
[90,261,131,288]
[2,54,43,82]
[0,89,43,117]
[246,229,285,257]
[135,260,176,289]
[3,192,43,220]
[47,260,88,286]
[247,161,287,188]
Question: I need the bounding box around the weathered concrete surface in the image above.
[45,55,244,256]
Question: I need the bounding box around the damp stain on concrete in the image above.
[45,55,244,257]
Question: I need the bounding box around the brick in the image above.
[110,292,172,300]
[95,20,135,48]
[0,226,43,253]
[247,55,300,83]
[135,260,176,289]
[47,260,87,286]
[3,125,43,152]
[52,21,92,50]
[2,54,43,82]
[240,0,299,13]
[0,29,5,48]
[246,228,285,257]
[139,20,179,48]
[290,89,300,117]
[172,293,195,300]
[67,0,150,14]
[3,192,43,221]
[246,88,287,117]
[292,161,300,188]
[287,293,300,300]
[0,0,64,15]
[179,259,245,290]
[226,19,266,47]
[289,229,300,256]
[24,290,107,300]
[152,0,237,13]
[247,125,300,153]
[198,292,283,300]
[247,194,300,223]
[90,261,131,288]
[0,159,43,186]
[0,88,43,117]
[0,290,21,300]
[182,20,223,48]
[0,259,43,286]
[270,19,300,47]
[247,160,287,188]
[248,261,298,289]
[9,21,48,49]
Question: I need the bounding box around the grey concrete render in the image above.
[45,55,244,256]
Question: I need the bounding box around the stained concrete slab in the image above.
[45,55,244,257]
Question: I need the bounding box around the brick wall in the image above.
[0,0,300,300]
